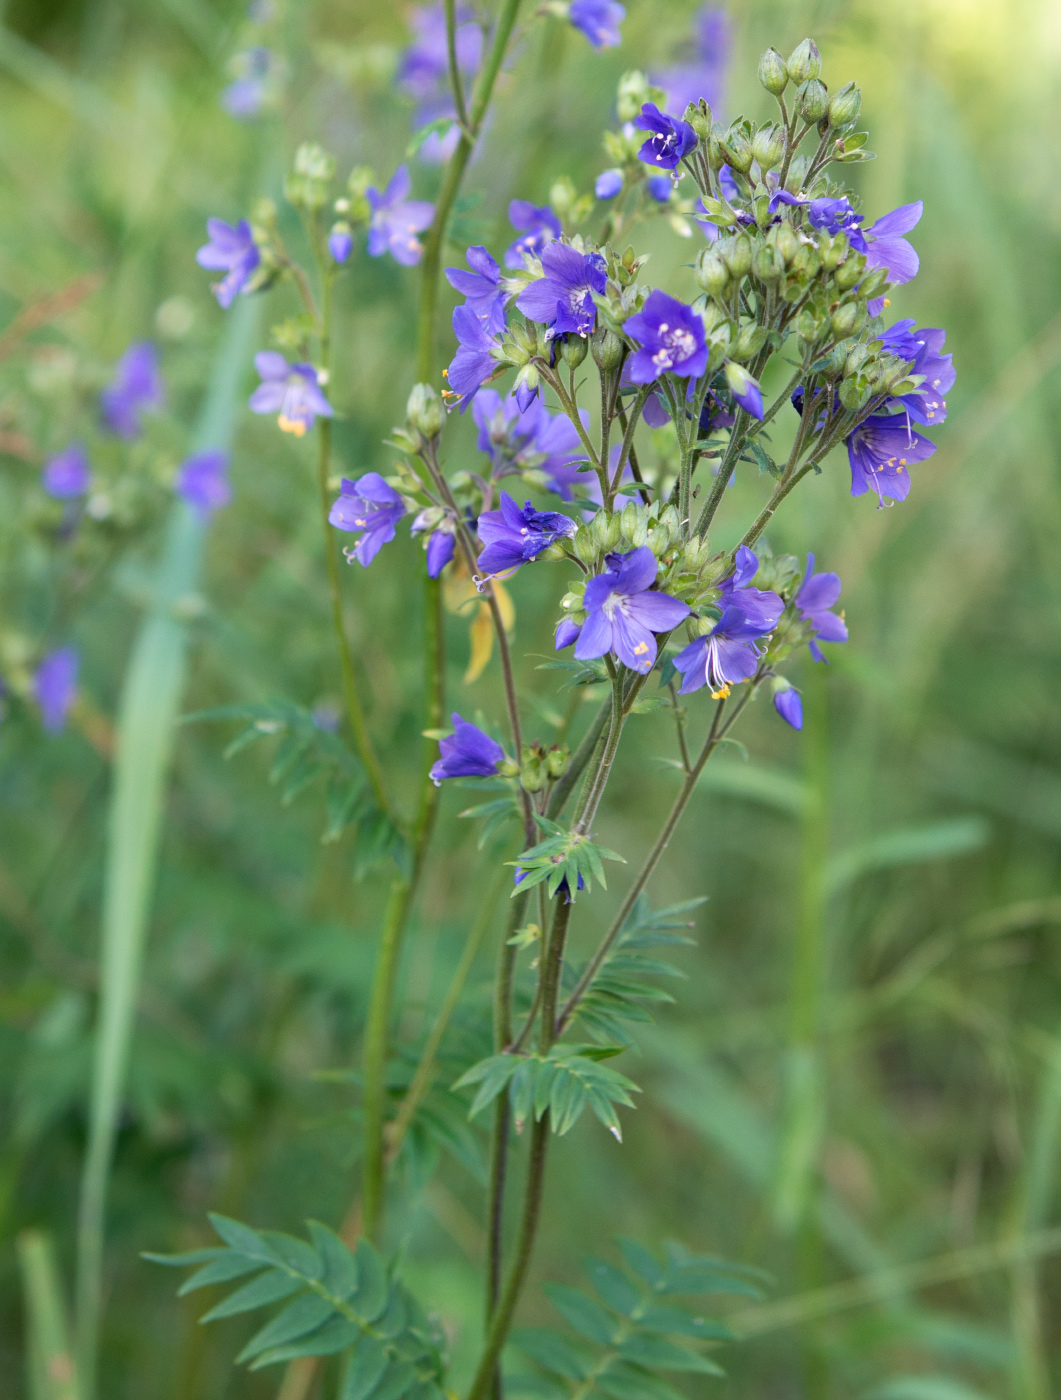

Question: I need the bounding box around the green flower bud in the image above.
[605,512,623,551]
[706,131,727,171]
[562,334,589,368]
[797,79,829,123]
[719,123,753,173]
[589,510,612,550]
[858,266,890,300]
[574,527,597,566]
[683,99,713,141]
[834,250,867,290]
[831,301,862,339]
[734,323,769,360]
[827,81,861,128]
[520,742,548,793]
[286,142,335,211]
[722,233,753,278]
[406,382,442,439]
[818,231,849,271]
[786,38,822,84]
[545,744,570,780]
[758,47,789,96]
[751,123,786,171]
[789,241,820,278]
[753,242,784,282]
[617,69,666,124]
[772,221,798,265]
[695,249,729,297]
[593,329,624,371]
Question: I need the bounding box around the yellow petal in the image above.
[464,603,494,684]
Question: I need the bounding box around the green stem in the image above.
[443,0,469,131]
[546,696,611,820]
[573,670,625,835]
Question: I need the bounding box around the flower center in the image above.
[650,321,697,371]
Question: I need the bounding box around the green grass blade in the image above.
[18,1230,80,1400]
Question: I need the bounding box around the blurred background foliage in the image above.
[2,0,1061,1397]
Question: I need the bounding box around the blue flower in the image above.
[249,352,334,436]
[569,0,625,49]
[774,686,803,729]
[515,243,608,338]
[653,7,729,119]
[624,291,708,383]
[445,303,504,410]
[472,388,587,498]
[846,413,936,504]
[796,555,848,662]
[366,166,435,267]
[717,546,784,633]
[329,473,406,567]
[221,47,275,120]
[878,320,954,427]
[445,245,507,333]
[176,449,231,517]
[724,362,764,419]
[555,616,582,650]
[329,226,353,263]
[430,712,505,783]
[595,169,624,200]
[862,201,922,314]
[100,342,163,439]
[42,443,90,499]
[647,175,673,203]
[635,103,697,171]
[673,608,769,697]
[476,492,577,577]
[196,218,259,309]
[34,647,78,732]
[576,546,690,674]
[425,529,456,577]
[504,200,562,270]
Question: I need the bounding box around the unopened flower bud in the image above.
[828,81,861,128]
[683,99,713,141]
[562,335,589,368]
[407,382,443,438]
[818,232,848,271]
[328,223,353,264]
[604,512,623,550]
[545,744,570,779]
[753,243,784,282]
[834,251,867,290]
[751,123,786,171]
[797,79,829,123]
[574,527,597,566]
[617,69,664,124]
[758,47,789,95]
[719,123,753,173]
[830,301,862,338]
[722,233,753,278]
[796,305,828,343]
[706,132,726,171]
[789,241,820,277]
[287,141,335,211]
[593,329,624,371]
[772,221,798,265]
[695,250,729,297]
[786,38,822,84]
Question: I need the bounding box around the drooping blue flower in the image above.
[430,712,505,783]
[476,492,577,577]
[425,529,456,577]
[445,303,504,410]
[196,218,259,309]
[34,647,78,732]
[724,362,764,419]
[398,4,482,163]
[595,169,624,200]
[569,0,625,49]
[635,103,697,171]
[653,7,729,118]
[515,243,608,338]
[624,291,708,384]
[774,686,803,729]
[249,352,334,436]
[878,320,954,427]
[329,473,406,567]
[504,200,562,270]
[862,201,922,314]
[176,449,231,517]
[796,554,848,662]
[329,226,353,263]
[555,616,582,650]
[100,342,164,439]
[366,166,435,267]
[576,546,690,674]
[846,413,936,504]
[673,608,769,697]
[42,443,90,499]
[445,245,507,333]
[717,546,785,633]
[472,388,587,498]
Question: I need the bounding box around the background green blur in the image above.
[2,0,1061,1397]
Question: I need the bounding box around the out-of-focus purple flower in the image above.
[366,166,434,267]
[196,219,259,309]
[176,449,231,517]
[724,362,764,419]
[425,529,456,577]
[430,712,505,783]
[312,701,341,732]
[635,103,697,171]
[445,245,507,333]
[774,687,803,729]
[34,647,78,733]
[555,616,582,649]
[329,226,353,263]
[796,554,848,662]
[653,7,729,118]
[878,320,954,427]
[42,443,90,499]
[504,200,562,270]
[569,0,625,49]
[100,342,163,439]
[576,546,690,674]
[846,413,936,503]
[515,243,607,338]
[647,175,672,203]
[399,6,482,164]
[595,169,624,200]
[445,304,503,410]
[329,473,406,567]
[624,291,707,384]
[862,201,922,314]
[221,47,274,120]
[476,492,576,577]
[717,546,784,633]
[249,352,334,436]
[473,388,587,498]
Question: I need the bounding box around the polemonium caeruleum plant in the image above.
[150,20,952,1400]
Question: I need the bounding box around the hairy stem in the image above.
[546,695,611,820]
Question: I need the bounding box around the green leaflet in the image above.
[453,1045,640,1139]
